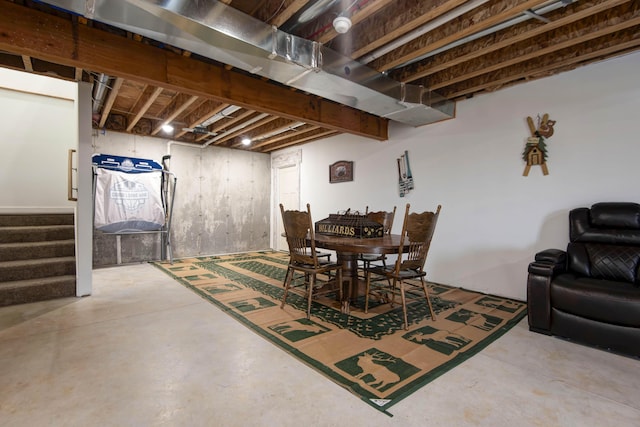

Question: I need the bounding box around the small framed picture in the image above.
[329,160,354,183]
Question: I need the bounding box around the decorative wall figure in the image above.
[397,150,414,197]
[522,114,556,176]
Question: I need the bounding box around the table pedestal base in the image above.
[336,252,365,309]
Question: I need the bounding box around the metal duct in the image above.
[40,0,455,127]
[91,73,110,114]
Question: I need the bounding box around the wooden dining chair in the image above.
[358,206,396,273]
[280,203,343,319]
[364,203,441,330]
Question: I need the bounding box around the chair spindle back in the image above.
[395,204,441,272]
[280,203,319,267]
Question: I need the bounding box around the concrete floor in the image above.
[0,263,639,427]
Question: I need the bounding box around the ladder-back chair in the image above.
[359,206,397,272]
[364,203,441,330]
[280,203,343,319]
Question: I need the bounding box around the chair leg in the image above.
[282,266,290,287]
[381,258,393,288]
[400,280,409,330]
[281,266,293,309]
[364,270,371,313]
[306,274,315,319]
[420,277,436,321]
[389,278,398,308]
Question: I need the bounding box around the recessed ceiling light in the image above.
[241,137,251,146]
[162,124,174,133]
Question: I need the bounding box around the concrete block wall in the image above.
[92,132,271,266]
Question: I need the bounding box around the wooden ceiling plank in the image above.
[126,86,163,132]
[258,129,337,152]
[370,0,550,72]
[21,55,33,72]
[195,109,256,142]
[175,102,228,138]
[251,124,319,149]
[445,35,640,99]
[151,94,199,135]
[263,0,311,27]
[98,77,124,128]
[397,0,628,83]
[227,115,281,147]
[246,118,304,141]
[348,0,468,59]
[165,56,386,141]
[316,0,395,45]
[0,2,387,141]
[429,13,640,90]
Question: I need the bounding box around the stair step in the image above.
[0,240,75,261]
[0,225,75,243]
[0,257,76,282]
[0,275,76,307]
[0,214,74,227]
[0,214,77,306]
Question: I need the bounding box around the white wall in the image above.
[0,69,78,213]
[273,51,640,301]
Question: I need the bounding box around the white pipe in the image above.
[201,105,242,127]
[202,113,271,148]
[167,140,200,149]
[116,234,122,264]
[92,73,110,114]
[253,121,305,141]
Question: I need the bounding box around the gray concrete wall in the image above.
[92,132,271,266]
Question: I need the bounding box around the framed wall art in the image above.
[329,160,354,183]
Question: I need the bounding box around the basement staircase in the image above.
[0,214,76,307]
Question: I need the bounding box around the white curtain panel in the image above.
[94,168,165,232]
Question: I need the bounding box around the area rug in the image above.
[152,251,526,415]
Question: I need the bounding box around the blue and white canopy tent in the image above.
[92,154,177,263]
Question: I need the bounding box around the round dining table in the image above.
[313,233,408,305]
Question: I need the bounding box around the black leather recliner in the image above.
[527,202,640,358]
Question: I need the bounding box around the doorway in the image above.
[272,150,301,252]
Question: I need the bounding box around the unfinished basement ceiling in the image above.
[0,0,638,153]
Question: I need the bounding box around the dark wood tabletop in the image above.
[313,233,407,254]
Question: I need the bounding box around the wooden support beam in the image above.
[0,1,387,141]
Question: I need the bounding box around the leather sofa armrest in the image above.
[534,248,567,267]
[527,249,566,334]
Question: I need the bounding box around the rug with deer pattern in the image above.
[152,251,527,415]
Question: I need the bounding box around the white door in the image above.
[275,164,300,251]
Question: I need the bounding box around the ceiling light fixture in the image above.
[241,137,251,146]
[333,16,352,34]
[162,124,174,133]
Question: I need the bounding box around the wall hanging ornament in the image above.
[329,160,354,183]
[397,150,414,197]
[522,114,556,176]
